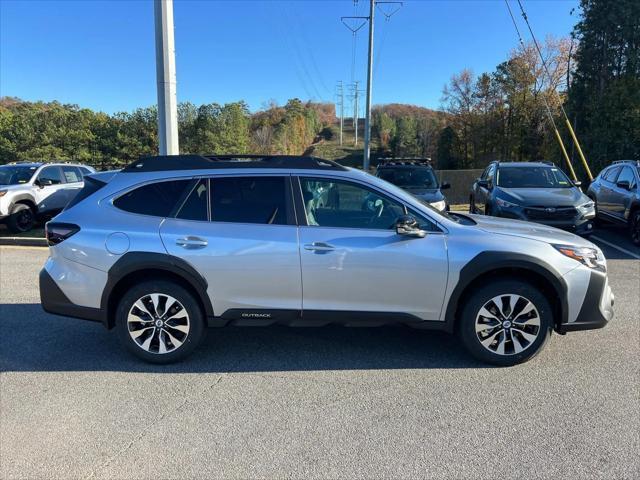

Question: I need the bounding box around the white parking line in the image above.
[591,235,640,260]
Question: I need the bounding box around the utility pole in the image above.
[363,0,374,170]
[353,80,360,146]
[341,1,402,169]
[154,0,179,155]
[336,81,344,146]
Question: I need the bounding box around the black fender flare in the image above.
[101,252,214,326]
[444,251,569,329]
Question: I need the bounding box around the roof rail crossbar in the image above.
[122,155,347,172]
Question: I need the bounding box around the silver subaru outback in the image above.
[40,155,614,366]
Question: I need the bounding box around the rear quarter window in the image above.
[113,180,191,217]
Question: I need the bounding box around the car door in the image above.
[296,176,449,322]
[160,175,303,320]
[598,166,621,218]
[33,165,67,213]
[610,166,637,220]
[475,164,495,214]
[60,165,85,206]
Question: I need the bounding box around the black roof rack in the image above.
[377,157,432,167]
[612,159,640,166]
[122,155,348,173]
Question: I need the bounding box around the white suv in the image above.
[0,162,95,232]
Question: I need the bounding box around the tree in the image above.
[567,0,640,170]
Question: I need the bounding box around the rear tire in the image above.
[7,203,35,233]
[630,210,640,246]
[458,279,553,366]
[116,280,205,364]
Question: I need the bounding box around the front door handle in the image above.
[176,236,208,249]
[304,242,335,252]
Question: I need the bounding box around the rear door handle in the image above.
[176,236,208,249]
[304,242,335,252]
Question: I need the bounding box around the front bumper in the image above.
[494,207,595,234]
[40,268,106,324]
[557,270,614,333]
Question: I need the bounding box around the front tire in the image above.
[116,280,205,363]
[7,203,36,233]
[458,279,553,366]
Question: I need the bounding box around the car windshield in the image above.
[378,167,438,188]
[497,166,573,188]
[0,165,37,185]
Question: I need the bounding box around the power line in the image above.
[513,0,593,180]
[504,0,577,181]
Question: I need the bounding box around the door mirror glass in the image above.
[477,179,489,189]
[36,178,53,188]
[440,181,451,190]
[395,215,426,238]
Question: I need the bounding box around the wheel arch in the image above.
[10,194,37,212]
[445,252,568,332]
[101,252,214,329]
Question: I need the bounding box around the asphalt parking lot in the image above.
[1,241,638,479]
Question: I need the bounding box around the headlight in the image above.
[579,201,595,210]
[496,197,518,208]
[553,244,606,272]
[430,200,446,211]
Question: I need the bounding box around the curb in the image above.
[0,237,48,247]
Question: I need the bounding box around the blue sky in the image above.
[0,0,580,114]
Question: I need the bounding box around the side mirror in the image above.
[477,179,489,189]
[573,181,582,188]
[36,178,53,188]
[395,215,426,238]
[440,181,451,190]
[617,180,631,190]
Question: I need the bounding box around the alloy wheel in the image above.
[475,294,541,356]
[127,293,190,354]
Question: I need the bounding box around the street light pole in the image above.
[154,0,179,155]
[363,0,374,171]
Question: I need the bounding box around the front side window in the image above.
[210,176,288,225]
[300,177,405,230]
[616,167,637,188]
[113,179,191,217]
[37,166,64,185]
[497,167,572,188]
[62,166,82,183]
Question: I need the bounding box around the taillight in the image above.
[45,222,80,246]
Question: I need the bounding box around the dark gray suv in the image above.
[587,160,640,246]
[470,161,595,235]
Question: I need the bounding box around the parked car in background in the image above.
[375,158,450,211]
[0,162,96,233]
[40,154,613,366]
[587,160,640,246]
[469,161,595,235]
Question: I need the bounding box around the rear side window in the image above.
[210,176,287,225]
[176,179,208,221]
[62,166,82,183]
[603,166,621,182]
[114,180,191,217]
